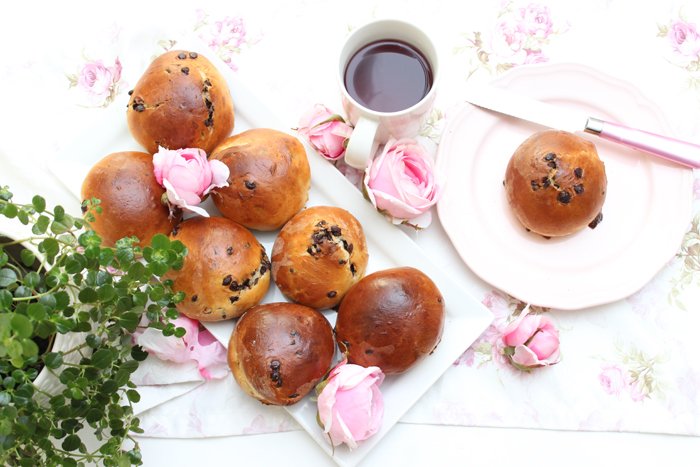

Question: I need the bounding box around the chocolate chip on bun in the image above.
[271,206,368,310]
[126,50,234,154]
[504,129,607,237]
[335,267,445,375]
[209,128,311,231]
[81,151,180,247]
[228,302,335,405]
[167,216,270,321]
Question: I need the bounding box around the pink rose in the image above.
[501,305,560,370]
[152,147,229,217]
[598,364,629,395]
[668,20,700,60]
[74,58,122,107]
[133,315,228,380]
[316,360,385,449]
[517,4,554,39]
[364,138,440,228]
[490,19,528,62]
[297,104,353,161]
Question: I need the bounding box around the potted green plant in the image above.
[0,185,187,466]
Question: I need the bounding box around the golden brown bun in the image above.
[126,50,234,154]
[504,130,607,237]
[167,216,270,321]
[335,267,445,375]
[209,129,311,231]
[80,151,180,247]
[271,206,368,310]
[228,302,335,405]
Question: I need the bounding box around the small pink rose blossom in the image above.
[667,19,700,60]
[598,364,629,395]
[152,147,229,217]
[517,4,554,39]
[364,138,441,228]
[316,359,384,449]
[74,57,122,107]
[297,104,354,161]
[133,315,228,380]
[490,19,528,62]
[501,305,560,370]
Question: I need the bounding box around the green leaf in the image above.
[78,287,98,303]
[0,290,12,310]
[53,205,65,221]
[10,314,32,338]
[50,217,73,235]
[2,203,18,218]
[39,292,57,310]
[20,248,36,267]
[91,349,113,369]
[32,215,50,234]
[99,248,114,266]
[126,389,141,403]
[39,238,59,262]
[44,352,63,369]
[97,284,116,302]
[131,345,148,362]
[27,303,47,320]
[0,251,7,267]
[32,195,46,213]
[118,312,139,332]
[21,339,38,359]
[22,271,41,289]
[0,268,17,287]
[16,208,29,225]
[150,233,170,250]
[62,434,81,452]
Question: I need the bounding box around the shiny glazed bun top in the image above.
[80,151,180,247]
[209,129,311,231]
[227,302,335,406]
[335,267,445,375]
[504,130,607,237]
[126,50,234,154]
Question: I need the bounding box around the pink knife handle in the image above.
[584,117,700,168]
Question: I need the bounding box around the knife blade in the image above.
[464,85,700,169]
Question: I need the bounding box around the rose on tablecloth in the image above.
[364,138,441,229]
[133,314,228,380]
[152,146,229,217]
[67,57,123,107]
[316,359,385,449]
[501,305,561,371]
[296,104,354,161]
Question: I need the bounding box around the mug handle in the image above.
[344,116,379,169]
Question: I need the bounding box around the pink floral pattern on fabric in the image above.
[67,57,123,107]
[194,11,260,71]
[658,16,700,88]
[597,345,663,402]
[456,1,567,77]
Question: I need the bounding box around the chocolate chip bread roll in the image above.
[209,129,311,231]
[81,151,181,247]
[228,302,335,405]
[126,50,234,154]
[504,130,607,237]
[335,267,445,375]
[167,216,270,321]
[271,206,368,310]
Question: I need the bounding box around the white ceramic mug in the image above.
[339,19,439,169]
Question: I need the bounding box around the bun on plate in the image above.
[504,130,607,237]
[167,216,270,321]
[81,151,179,247]
[271,206,368,310]
[126,50,234,154]
[335,267,445,375]
[228,302,335,405]
[209,129,311,231]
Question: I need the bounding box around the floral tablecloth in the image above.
[1,0,699,446]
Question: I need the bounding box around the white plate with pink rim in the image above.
[46,34,494,467]
[436,62,694,310]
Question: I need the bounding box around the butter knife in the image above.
[464,85,700,169]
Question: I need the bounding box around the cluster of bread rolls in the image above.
[80,49,446,408]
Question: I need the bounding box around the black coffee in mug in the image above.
[344,39,433,113]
